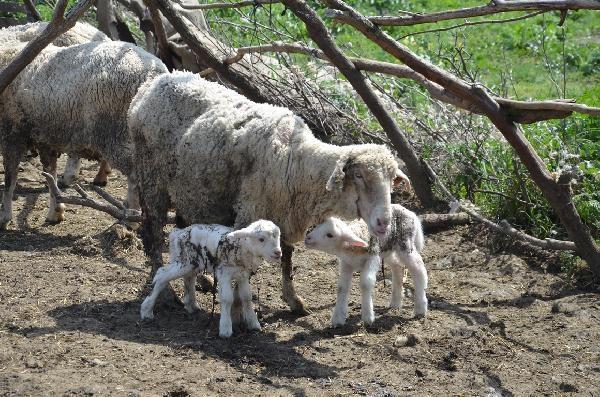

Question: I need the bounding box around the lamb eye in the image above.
[259,237,265,243]
[354,172,363,179]
[326,233,333,238]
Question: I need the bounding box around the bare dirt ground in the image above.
[1,157,599,397]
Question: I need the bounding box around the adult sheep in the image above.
[128,72,409,314]
[0,41,168,229]
[0,22,114,187]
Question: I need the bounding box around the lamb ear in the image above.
[326,157,348,192]
[393,169,411,190]
[341,229,368,248]
[226,229,254,240]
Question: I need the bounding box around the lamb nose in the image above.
[274,250,282,258]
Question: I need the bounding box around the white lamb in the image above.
[305,204,428,327]
[140,220,282,338]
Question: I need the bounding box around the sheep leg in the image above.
[331,262,353,327]
[217,268,234,338]
[60,155,81,187]
[125,175,141,211]
[140,262,191,319]
[360,256,379,326]
[389,258,406,310]
[230,283,243,327]
[280,242,308,315]
[183,272,201,313]
[39,149,66,224]
[92,159,112,187]
[0,148,22,230]
[238,275,261,331]
[401,252,428,317]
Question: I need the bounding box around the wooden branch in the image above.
[323,0,600,277]
[22,0,42,21]
[0,0,96,95]
[419,212,471,232]
[209,41,598,122]
[42,172,144,223]
[89,185,126,210]
[364,0,600,27]
[143,0,175,70]
[176,0,280,10]
[0,2,26,13]
[281,0,436,207]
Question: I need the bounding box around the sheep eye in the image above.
[326,233,333,238]
[259,237,265,242]
[354,172,363,179]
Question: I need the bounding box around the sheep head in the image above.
[326,145,408,239]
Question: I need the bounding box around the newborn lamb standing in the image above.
[140,220,282,338]
[305,204,427,327]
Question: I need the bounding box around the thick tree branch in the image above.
[22,0,43,21]
[365,0,600,26]
[281,0,437,206]
[0,0,96,95]
[176,0,280,10]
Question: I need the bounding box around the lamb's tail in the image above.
[414,215,425,253]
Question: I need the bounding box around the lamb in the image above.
[0,40,168,229]
[140,220,282,338]
[128,71,409,314]
[304,204,428,326]
[0,22,114,188]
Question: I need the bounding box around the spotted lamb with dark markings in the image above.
[304,204,428,326]
[140,220,282,338]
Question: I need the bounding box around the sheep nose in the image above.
[376,217,389,227]
[273,249,282,258]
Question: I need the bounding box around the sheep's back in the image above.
[0,41,167,173]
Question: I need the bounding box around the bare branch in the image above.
[42,172,143,223]
[22,0,43,21]
[176,0,280,10]
[419,212,471,232]
[365,0,600,27]
[89,185,126,210]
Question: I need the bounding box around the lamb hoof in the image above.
[140,311,154,320]
[414,301,428,318]
[246,319,261,331]
[388,302,402,310]
[362,314,375,326]
[92,180,108,187]
[219,328,233,338]
[331,312,346,328]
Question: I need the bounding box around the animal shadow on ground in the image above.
[13,298,338,392]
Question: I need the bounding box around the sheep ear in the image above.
[341,229,368,248]
[393,169,411,190]
[326,157,348,192]
[226,229,253,240]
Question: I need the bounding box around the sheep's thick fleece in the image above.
[0,21,108,46]
[129,72,400,243]
[0,40,168,176]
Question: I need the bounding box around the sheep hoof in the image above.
[0,218,11,230]
[331,313,346,328]
[287,296,310,316]
[184,302,201,314]
[362,312,375,326]
[246,319,261,331]
[45,206,66,223]
[92,180,108,187]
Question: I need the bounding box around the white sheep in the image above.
[0,40,167,229]
[0,22,112,187]
[127,71,409,314]
[140,220,282,338]
[305,204,428,326]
